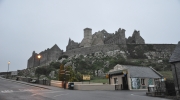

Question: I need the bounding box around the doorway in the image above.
[122,75,128,90]
[114,78,117,84]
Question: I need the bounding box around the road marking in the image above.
[54,93,69,97]
[1,89,50,94]
[1,90,14,93]
[31,91,63,96]
[19,89,48,91]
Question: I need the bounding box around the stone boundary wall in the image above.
[51,80,63,88]
[63,44,176,56]
[64,44,121,56]
[74,84,115,90]
[150,44,176,52]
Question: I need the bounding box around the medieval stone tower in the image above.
[104,28,126,44]
[79,28,92,47]
[127,30,145,44]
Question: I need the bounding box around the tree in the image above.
[35,67,47,81]
[66,66,83,82]
[35,67,47,76]
[50,62,61,69]
[92,60,104,76]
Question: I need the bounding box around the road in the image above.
[0,78,171,100]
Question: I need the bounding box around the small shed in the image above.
[108,64,163,90]
[169,41,180,95]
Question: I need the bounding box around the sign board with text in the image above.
[83,75,90,80]
[11,71,18,75]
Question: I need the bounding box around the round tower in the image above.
[84,28,92,40]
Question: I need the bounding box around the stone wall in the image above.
[27,44,63,68]
[64,44,176,58]
[28,42,176,68]
[39,44,63,66]
[74,84,115,90]
[104,28,126,44]
[64,44,121,56]
[125,44,176,59]
[67,28,144,51]
[27,51,39,68]
[127,30,145,44]
[66,38,79,51]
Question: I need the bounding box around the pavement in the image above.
[0,77,64,91]
[0,77,172,100]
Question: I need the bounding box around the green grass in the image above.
[90,77,109,83]
[159,71,173,80]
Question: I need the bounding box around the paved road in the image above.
[0,78,171,100]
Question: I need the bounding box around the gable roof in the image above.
[109,65,162,78]
[169,41,180,63]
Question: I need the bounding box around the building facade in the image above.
[169,41,180,96]
[108,64,163,90]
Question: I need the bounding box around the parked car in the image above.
[30,79,37,83]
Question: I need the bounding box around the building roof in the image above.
[169,41,180,63]
[109,70,123,75]
[109,65,162,78]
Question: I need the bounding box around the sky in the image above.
[0,0,180,72]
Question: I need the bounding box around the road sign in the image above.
[83,75,90,80]
[11,71,18,75]
[106,74,109,79]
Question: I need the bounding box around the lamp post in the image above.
[37,55,41,83]
[37,55,41,66]
[7,61,10,78]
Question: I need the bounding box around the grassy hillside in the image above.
[159,71,173,80]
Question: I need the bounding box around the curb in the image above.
[0,77,50,90]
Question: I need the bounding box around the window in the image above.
[141,79,145,85]
[114,78,117,84]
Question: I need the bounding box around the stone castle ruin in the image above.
[27,28,176,68]
[66,28,145,51]
[27,44,63,68]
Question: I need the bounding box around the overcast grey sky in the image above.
[0,0,180,72]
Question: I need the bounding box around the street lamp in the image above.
[7,61,10,78]
[37,55,41,83]
[37,55,41,66]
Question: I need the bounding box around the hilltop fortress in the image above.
[27,28,176,68]
[66,28,145,51]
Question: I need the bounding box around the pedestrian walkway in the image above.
[0,77,64,91]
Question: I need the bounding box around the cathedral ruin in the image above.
[66,28,145,51]
[28,27,145,68]
[27,44,63,68]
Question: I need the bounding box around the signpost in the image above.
[11,71,18,76]
[60,69,70,89]
[82,75,91,84]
